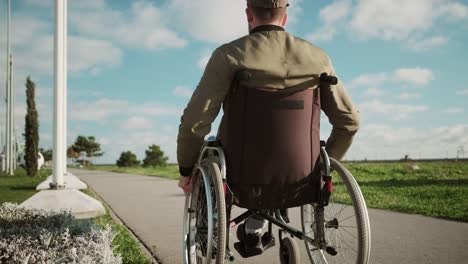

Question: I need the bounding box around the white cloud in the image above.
[27,0,304,47]
[347,124,468,160]
[306,0,468,50]
[363,87,384,97]
[0,13,123,79]
[168,0,247,44]
[399,93,421,100]
[456,89,468,95]
[306,0,351,43]
[359,99,428,120]
[23,0,52,8]
[407,36,448,51]
[348,73,388,89]
[351,0,436,41]
[442,2,468,20]
[284,0,304,26]
[307,28,336,43]
[131,104,182,117]
[173,86,193,98]
[69,37,122,74]
[393,68,435,85]
[70,0,187,50]
[444,107,464,114]
[24,0,106,9]
[72,0,106,10]
[167,0,303,44]
[70,99,182,122]
[197,54,211,70]
[349,67,434,89]
[121,116,153,130]
[70,99,128,121]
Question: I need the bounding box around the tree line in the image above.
[116,144,168,167]
[39,139,169,168]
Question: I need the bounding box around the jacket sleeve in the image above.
[177,48,233,176]
[321,61,361,161]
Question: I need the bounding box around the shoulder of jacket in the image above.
[288,34,332,64]
[217,34,251,52]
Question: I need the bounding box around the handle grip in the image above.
[320,73,338,85]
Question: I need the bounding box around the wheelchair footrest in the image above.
[234,233,275,258]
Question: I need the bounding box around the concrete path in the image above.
[72,169,468,264]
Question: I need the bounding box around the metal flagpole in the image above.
[52,0,65,187]
[7,57,12,175]
[8,55,13,175]
[5,0,11,174]
[21,0,104,219]
[63,0,68,176]
[10,54,15,172]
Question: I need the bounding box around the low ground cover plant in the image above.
[0,203,122,264]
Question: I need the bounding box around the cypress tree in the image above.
[24,77,39,176]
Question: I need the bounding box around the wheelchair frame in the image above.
[183,137,371,264]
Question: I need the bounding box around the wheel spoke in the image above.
[339,226,358,240]
[337,214,355,223]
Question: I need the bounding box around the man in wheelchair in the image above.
[177,0,361,261]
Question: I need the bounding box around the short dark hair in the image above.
[250,6,287,23]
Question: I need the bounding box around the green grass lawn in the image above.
[89,161,468,222]
[0,167,51,204]
[0,168,152,264]
[338,161,468,222]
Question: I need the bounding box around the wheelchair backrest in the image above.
[218,70,322,209]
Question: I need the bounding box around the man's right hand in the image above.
[178,176,193,193]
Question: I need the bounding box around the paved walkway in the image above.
[72,169,468,264]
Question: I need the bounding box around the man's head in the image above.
[246,0,289,31]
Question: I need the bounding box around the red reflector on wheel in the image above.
[328,180,333,193]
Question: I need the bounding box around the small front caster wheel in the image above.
[279,236,300,264]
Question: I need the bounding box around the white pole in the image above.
[8,57,13,175]
[53,0,65,187]
[10,55,15,172]
[63,0,68,176]
[5,0,10,174]
[0,131,3,172]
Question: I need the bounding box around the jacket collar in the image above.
[250,24,285,35]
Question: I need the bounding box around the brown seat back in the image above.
[218,73,321,209]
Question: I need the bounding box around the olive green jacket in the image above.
[177,25,360,175]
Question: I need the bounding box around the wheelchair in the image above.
[182,72,370,263]
[182,138,371,264]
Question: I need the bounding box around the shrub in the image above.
[0,203,122,264]
[116,151,140,167]
[142,144,168,167]
[24,77,39,176]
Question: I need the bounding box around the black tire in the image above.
[301,158,371,264]
[204,160,227,264]
[183,160,227,264]
[280,236,300,264]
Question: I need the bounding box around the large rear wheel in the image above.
[183,160,227,264]
[301,158,371,264]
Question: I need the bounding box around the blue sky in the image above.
[0,0,467,163]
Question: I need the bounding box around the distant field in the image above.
[88,164,180,179]
[88,161,468,222]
